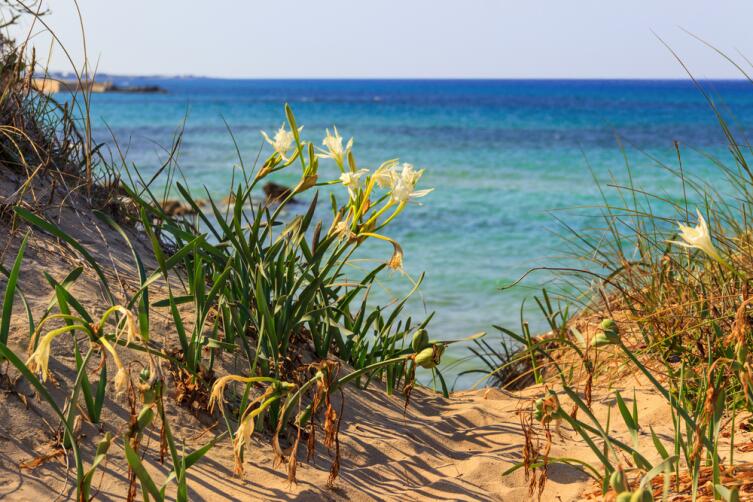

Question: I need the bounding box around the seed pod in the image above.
[134,406,154,434]
[600,318,617,333]
[616,492,632,502]
[415,347,435,368]
[629,489,653,502]
[592,333,614,347]
[600,318,620,341]
[139,367,151,383]
[593,318,620,347]
[141,388,156,405]
[416,345,444,369]
[533,398,544,421]
[411,329,430,352]
[736,342,748,365]
[95,432,113,456]
[610,470,628,493]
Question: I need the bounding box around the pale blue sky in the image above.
[10,0,753,78]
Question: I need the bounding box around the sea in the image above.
[79,77,753,387]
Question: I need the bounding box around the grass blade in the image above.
[14,208,114,303]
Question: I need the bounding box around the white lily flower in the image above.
[390,163,433,204]
[260,123,300,160]
[669,209,724,264]
[372,161,398,189]
[340,169,369,199]
[318,127,353,166]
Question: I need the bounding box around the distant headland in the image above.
[31,76,166,94]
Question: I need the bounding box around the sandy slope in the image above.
[0,328,686,502]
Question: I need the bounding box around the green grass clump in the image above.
[476,53,753,501]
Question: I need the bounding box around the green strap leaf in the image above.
[1,231,28,345]
[124,438,163,501]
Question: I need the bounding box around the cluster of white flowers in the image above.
[259,118,433,271]
[259,124,432,206]
[343,161,432,204]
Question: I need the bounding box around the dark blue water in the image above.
[82,78,753,383]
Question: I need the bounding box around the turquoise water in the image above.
[85,78,753,384]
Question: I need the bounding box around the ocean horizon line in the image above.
[41,71,753,83]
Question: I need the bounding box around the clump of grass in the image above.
[0,2,138,286]
[486,53,753,501]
